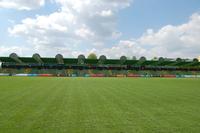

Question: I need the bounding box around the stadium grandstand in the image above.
[0,53,200,78]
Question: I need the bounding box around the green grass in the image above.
[0,77,200,133]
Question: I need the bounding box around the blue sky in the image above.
[0,0,200,59]
[118,0,200,37]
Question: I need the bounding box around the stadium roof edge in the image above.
[0,56,199,68]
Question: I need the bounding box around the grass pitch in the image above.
[0,77,200,133]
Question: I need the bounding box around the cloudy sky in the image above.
[0,0,200,59]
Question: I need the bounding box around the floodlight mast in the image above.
[33,53,43,64]
[0,61,2,69]
[9,53,23,64]
[120,56,127,64]
[78,55,85,65]
[56,54,64,64]
[99,55,106,64]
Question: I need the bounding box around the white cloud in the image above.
[5,0,200,59]
[0,0,45,10]
[99,40,146,58]
[8,0,132,52]
[85,13,200,59]
[0,46,30,56]
[9,11,77,49]
[55,0,131,12]
[99,10,113,17]
[75,26,95,40]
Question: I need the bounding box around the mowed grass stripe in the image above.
[107,78,200,132]
[99,79,167,132]
[0,77,200,133]
[0,78,66,132]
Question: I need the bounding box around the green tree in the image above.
[87,53,97,59]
